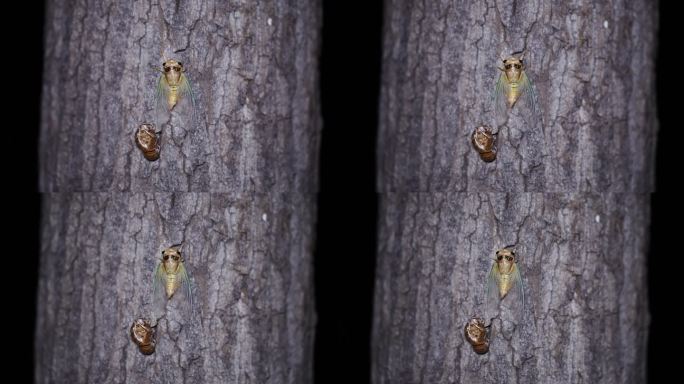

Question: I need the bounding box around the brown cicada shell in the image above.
[135,123,161,161]
[464,316,490,354]
[130,318,156,355]
[471,125,497,162]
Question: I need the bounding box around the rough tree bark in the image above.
[373,1,656,383]
[373,193,650,383]
[37,193,315,383]
[40,0,319,193]
[377,0,656,193]
[37,1,320,383]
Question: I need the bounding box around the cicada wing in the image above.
[177,73,199,130]
[155,75,172,131]
[520,73,537,117]
[172,261,194,319]
[485,262,525,322]
[516,72,542,132]
[149,261,168,323]
[492,72,511,126]
[511,264,525,319]
[484,262,502,321]
[499,265,525,322]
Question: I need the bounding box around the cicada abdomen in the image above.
[485,247,525,321]
[464,316,490,354]
[151,244,193,319]
[135,123,161,161]
[471,125,497,162]
[154,59,197,131]
[130,318,156,355]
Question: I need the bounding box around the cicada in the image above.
[130,318,156,355]
[154,59,197,129]
[486,247,524,319]
[464,316,491,354]
[151,244,193,317]
[471,125,497,162]
[492,55,538,125]
[134,123,161,161]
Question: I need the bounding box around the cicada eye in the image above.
[515,64,522,69]
[163,254,169,261]
[177,62,183,67]
[506,256,513,261]
[505,64,512,69]
[172,255,179,261]
[164,66,171,72]
[497,255,503,261]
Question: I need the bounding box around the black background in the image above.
[9,1,677,383]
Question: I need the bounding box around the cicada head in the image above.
[495,248,517,275]
[135,123,160,161]
[464,317,489,354]
[130,318,156,355]
[161,244,184,274]
[501,57,524,83]
[162,59,184,86]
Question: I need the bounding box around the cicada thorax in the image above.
[471,125,497,162]
[464,317,490,354]
[130,318,156,355]
[135,123,161,161]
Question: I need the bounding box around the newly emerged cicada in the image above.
[156,60,194,111]
[154,59,197,130]
[151,244,193,317]
[134,123,161,161]
[492,55,538,125]
[130,318,156,355]
[471,125,497,162]
[486,247,524,320]
[464,316,491,354]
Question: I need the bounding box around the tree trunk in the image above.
[373,0,656,383]
[373,193,650,383]
[37,193,315,383]
[377,0,656,193]
[37,1,320,383]
[39,0,320,193]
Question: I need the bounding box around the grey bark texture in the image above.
[39,0,320,193]
[372,193,650,383]
[37,193,316,383]
[377,0,657,193]
[37,1,320,383]
[373,0,656,383]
